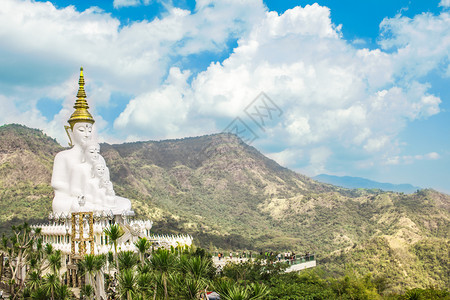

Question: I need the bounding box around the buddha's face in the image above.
[72,123,93,147]
[103,180,115,196]
[85,143,100,163]
[100,178,109,187]
[94,163,106,178]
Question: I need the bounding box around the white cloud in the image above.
[266,148,303,168]
[352,38,367,45]
[301,147,332,176]
[0,94,49,134]
[113,3,448,173]
[114,67,200,139]
[0,0,266,144]
[426,152,440,159]
[364,136,390,153]
[385,152,441,165]
[439,0,450,7]
[0,0,265,94]
[379,11,450,78]
[113,0,141,9]
[0,0,448,180]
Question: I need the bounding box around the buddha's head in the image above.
[92,162,106,178]
[101,180,115,196]
[72,122,93,147]
[65,67,95,147]
[84,141,100,163]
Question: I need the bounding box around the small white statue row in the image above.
[49,234,193,255]
[52,122,132,215]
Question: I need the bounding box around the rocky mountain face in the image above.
[0,124,62,228]
[0,124,448,292]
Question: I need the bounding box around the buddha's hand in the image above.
[77,195,86,206]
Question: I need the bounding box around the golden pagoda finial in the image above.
[67,67,95,129]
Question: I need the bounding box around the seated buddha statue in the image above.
[51,67,132,215]
[52,121,96,213]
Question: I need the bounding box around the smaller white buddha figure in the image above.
[100,179,117,208]
[84,141,102,164]
[85,161,107,208]
[68,141,106,212]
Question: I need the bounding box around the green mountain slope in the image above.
[0,124,63,228]
[0,124,448,292]
[100,133,335,250]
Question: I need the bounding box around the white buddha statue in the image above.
[52,122,95,213]
[51,67,132,215]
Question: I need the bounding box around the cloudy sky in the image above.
[1,0,449,193]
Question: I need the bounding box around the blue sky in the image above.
[0,0,449,193]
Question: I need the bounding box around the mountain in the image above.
[0,124,62,229]
[313,174,421,194]
[0,124,448,293]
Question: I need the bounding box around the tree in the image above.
[136,271,154,299]
[117,268,136,300]
[78,255,97,296]
[247,282,270,299]
[103,224,124,270]
[78,254,106,299]
[43,273,60,300]
[150,249,177,299]
[118,251,139,271]
[27,270,41,292]
[30,287,49,300]
[172,273,206,300]
[80,284,94,300]
[134,237,150,266]
[1,222,41,298]
[330,273,380,300]
[56,284,73,300]
[213,279,269,300]
[48,250,62,278]
[179,255,214,281]
[44,243,54,256]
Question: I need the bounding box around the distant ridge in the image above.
[313,174,421,193]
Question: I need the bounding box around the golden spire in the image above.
[67,67,95,129]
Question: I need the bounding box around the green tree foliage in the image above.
[103,223,124,269]
[118,268,137,300]
[79,284,94,300]
[0,222,44,298]
[212,278,269,300]
[55,284,73,300]
[149,249,177,299]
[118,251,139,271]
[134,237,151,265]
[77,254,106,298]
[1,222,449,299]
[48,250,62,277]
[43,273,59,300]
[179,255,215,280]
[330,273,381,299]
[221,258,287,282]
[401,288,450,300]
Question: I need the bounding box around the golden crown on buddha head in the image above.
[67,67,95,129]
